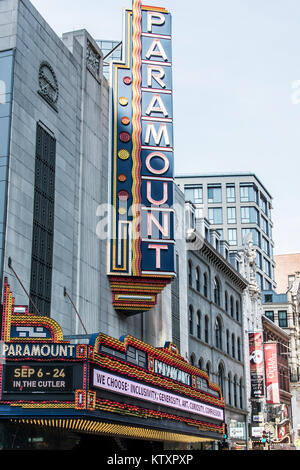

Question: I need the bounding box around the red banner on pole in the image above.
[264,342,280,404]
[249,332,265,398]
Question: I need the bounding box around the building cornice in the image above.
[262,315,290,340]
[187,230,248,291]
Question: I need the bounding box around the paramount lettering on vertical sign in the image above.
[108,0,175,314]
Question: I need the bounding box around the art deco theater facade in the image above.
[0,0,226,450]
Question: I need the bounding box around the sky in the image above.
[30,0,300,256]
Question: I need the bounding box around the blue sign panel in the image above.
[108,2,175,314]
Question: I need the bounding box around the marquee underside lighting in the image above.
[11,418,215,443]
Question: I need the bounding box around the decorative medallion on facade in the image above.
[108,1,175,315]
[86,40,101,78]
[38,61,59,111]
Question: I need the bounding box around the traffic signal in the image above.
[261,431,267,443]
[223,424,228,440]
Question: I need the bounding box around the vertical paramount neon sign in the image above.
[108,1,175,314]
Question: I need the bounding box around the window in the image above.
[205,315,209,343]
[190,354,195,366]
[207,184,222,203]
[127,346,147,368]
[30,123,56,317]
[233,376,238,407]
[278,310,288,328]
[257,272,263,290]
[265,310,274,322]
[241,206,259,224]
[226,329,230,354]
[264,258,271,277]
[198,358,204,371]
[184,186,203,204]
[188,260,192,286]
[239,378,243,409]
[225,291,228,312]
[262,237,270,256]
[232,333,235,357]
[208,207,223,224]
[256,251,262,268]
[215,317,222,350]
[261,216,269,235]
[217,229,223,240]
[228,373,232,405]
[264,280,271,291]
[214,277,221,306]
[102,345,126,361]
[260,195,267,215]
[218,364,225,395]
[196,267,200,291]
[206,361,211,378]
[236,300,240,322]
[237,337,241,361]
[242,228,260,247]
[196,310,201,339]
[227,207,236,224]
[189,305,194,334]
[171,253,180,350]
[228,228,237,246]
[226,184,235,202]
[240,184,258,203]
[203,273,208,298]
[230,296,234,317]
[264,293,273,303]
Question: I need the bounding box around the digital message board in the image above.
[3,364,73,393]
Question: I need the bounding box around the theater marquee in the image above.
[108,0,175,314]
[0,279,225,443]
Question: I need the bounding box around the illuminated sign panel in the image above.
[0,279,225,441]
[4,364,73,393]
[108,1,175,314]
[92,369,224,421]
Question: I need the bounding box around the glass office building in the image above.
[96,40,122,78]
[176,173,276,291]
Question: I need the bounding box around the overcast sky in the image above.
[30,0,300,256]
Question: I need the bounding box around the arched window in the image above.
[190,353,195,366]
[233,376,238,407]
[196,310,201,339]
[189,305,193,335]
[198,357,204,371]
[237,337,241,361]
[205,315,209,343]
[214,277,221,306]
[239,378,243,409]
[226,329,230,354]
[236,300,240,322]
[232,333,235,358]
[230,295,234,317]
[206,361,211,378]
[218,363,225,396]
[203,273,208,298]
[228,373,232,405]
[215,317,222,350]
[225,291,228,312]
[188,260,193,287]
[196,267,200,291]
